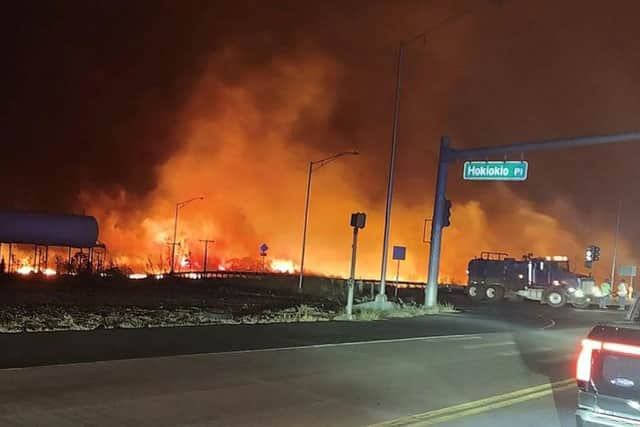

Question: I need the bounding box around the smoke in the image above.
[4,0,640,281]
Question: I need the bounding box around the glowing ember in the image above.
[16,266,35,275]
[15,266,56,277]
[271,259,296,274]
[43,268,56,277]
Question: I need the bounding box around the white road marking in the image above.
[463,341,515,350]
[446,335,484,341]
[496,350,521,357]
[496,347,553,357]
[214,334,486,356]
[0,333,486,371]
[542,319,556,329]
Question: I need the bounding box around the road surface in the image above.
[0,298,628,426]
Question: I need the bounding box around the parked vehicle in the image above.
[575,297,640,426]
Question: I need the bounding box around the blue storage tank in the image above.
[0,211,99,248]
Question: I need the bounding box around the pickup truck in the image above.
[576,299,640,426]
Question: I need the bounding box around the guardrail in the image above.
[168,271,466,292]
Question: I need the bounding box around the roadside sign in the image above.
[392,246,406,261]
[259,243,269,257]
[619,265,637,277]
[463,161,528,181]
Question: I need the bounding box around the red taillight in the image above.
[577,339,602,382]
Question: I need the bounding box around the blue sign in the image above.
[259,243,269,256]
[392,246,406,261]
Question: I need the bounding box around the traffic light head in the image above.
[443,199,452,228]
[350,212,367,229]
[593,246,600,261]
[585,246,594,262]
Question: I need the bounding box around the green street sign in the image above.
[463,161,528,181]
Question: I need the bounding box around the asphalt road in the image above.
[0,297,630,426]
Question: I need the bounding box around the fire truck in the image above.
[466,251,595,308]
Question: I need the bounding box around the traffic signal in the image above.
[593,245,600,261]
[443,199,452,227]
[585,246,594,263]
[585,245,594,268]
[350,212,367,229]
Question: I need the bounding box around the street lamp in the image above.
[378,33,425,304]
[298,151,359,290]
[170,196,204,274]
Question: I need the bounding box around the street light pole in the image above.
[298,151,359,290]
[379,34,425,302]
[170,196,204,274]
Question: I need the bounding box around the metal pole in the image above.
[346,227,359,320]
[394,259,401,299]
[298,161,313,290]
[203,241,209,273]
[452,132,640,160]
[425,136,451,308]
[610,198,622,286]
[199,239,214,273]
[379,42,405,299]
[170,203,179,274]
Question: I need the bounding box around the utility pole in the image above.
[610,198,622,286]
[425,131,640,309]
[378,34,425,305]
[199,239,215,273]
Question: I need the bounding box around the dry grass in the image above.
[0,302,457,333]
[334,301,458,321]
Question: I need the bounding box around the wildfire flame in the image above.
[271,259,296,274]
[16,266,56,277]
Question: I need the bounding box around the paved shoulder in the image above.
[0,314,507,369]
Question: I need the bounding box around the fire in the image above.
[76,50,633,284]
[271,259,296,274]
[16,266,56,277]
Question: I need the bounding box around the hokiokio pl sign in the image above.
[463,161,528,181]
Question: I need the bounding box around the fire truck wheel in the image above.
[467,284,485,302]
[485,285,505,302]
[544,288,567,308]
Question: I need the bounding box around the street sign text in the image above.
[463,161,528,181]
